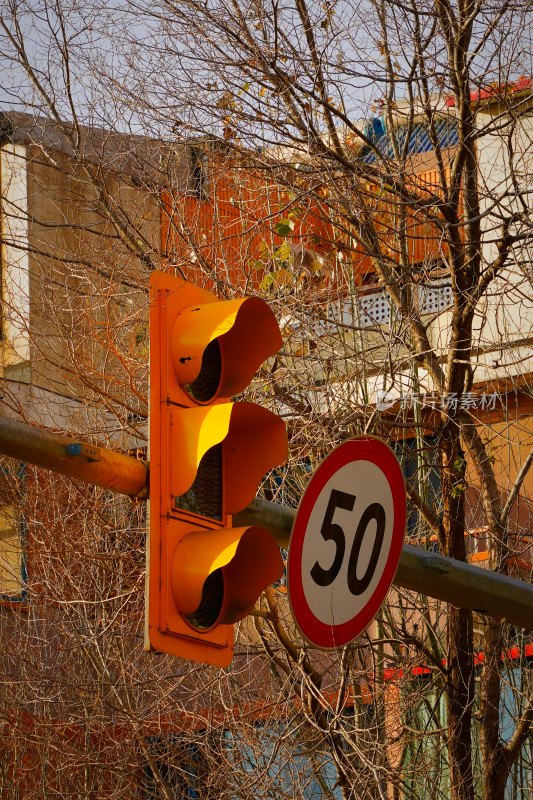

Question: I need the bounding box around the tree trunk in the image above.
[441,418,475,800]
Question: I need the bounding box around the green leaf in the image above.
[258,239,271,259]
[275,241,292,262]
[275,218,294,237]
[260,273,275,291]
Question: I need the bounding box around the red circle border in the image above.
[287,437,406,649]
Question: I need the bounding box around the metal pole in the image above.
[0,418,530,630]
[235,497,533,631]
[0,416,147,497]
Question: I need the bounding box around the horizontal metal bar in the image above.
[0,416,147,497]
[235,498,533,631]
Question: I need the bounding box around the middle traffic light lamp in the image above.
[148,271,287,666]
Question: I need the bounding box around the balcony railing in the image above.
[327,278,453,330]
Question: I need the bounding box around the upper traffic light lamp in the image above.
[148,270,287,666]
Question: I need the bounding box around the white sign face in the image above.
[301,459,394,626]
[288,438,406,649]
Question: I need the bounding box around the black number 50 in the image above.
[310,489,386,595]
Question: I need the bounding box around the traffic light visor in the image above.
[171,296,281,403]
[172,525,283,629]
[171,402,287,514]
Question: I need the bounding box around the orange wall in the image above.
[161,154,458,290]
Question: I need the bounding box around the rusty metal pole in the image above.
[235,497,533,632]
[0,416,148,497]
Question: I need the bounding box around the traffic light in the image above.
[147,270,287,666]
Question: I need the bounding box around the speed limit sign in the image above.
[287,437,406,649]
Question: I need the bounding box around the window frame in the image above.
[0,462,27,604]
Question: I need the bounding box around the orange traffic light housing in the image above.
[147,270,287,666]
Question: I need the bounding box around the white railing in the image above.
[327,280,453,330]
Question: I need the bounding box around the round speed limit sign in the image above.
[287,437,406,649]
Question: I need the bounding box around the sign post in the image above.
[287,437,406,649]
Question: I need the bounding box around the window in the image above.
[0,464,26,600]
[394,437,441,540]
[399,675,449,799]
[224,723,343,799]
[142,736,206,799]
[499,661,533,799]
[0,505,24,598]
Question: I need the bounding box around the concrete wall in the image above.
[0,143,31,379]
[0,137,162,432]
